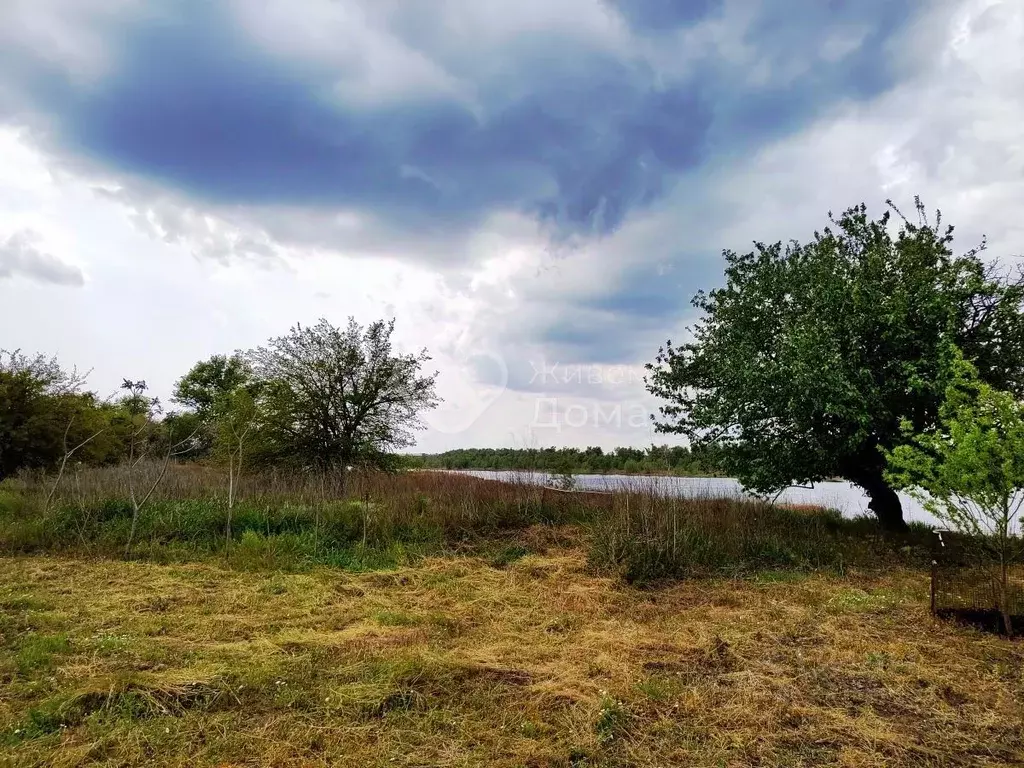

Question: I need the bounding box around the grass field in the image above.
[0,468,1021,766]
[1,524,1023,767]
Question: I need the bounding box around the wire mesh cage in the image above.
[930,528,1024,635]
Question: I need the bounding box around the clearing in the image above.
[1,527,1022,767]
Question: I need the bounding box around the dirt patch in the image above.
[936,607,1024,637]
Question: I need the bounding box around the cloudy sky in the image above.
[1,0,1021,452]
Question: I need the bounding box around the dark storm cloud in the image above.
[1,0,915,243]
[0,0,923,370]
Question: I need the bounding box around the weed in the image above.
[487,544,531,568]
[595,692,632,744]
[866,651,892,670]
[636,676,685,702]
[519,719,542,738]
[589,495,930,583]
[15,633,70,676]
[1,466,935,582]
[89,632,132,656]
[374,611,420,627]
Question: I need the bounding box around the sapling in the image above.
[885,350,1024,635]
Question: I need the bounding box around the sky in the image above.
[1,0,1022,453]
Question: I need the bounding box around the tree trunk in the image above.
[858,472,909,533]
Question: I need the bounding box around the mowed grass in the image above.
[1,528,1022,767]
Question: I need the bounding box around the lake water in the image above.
[456,470,942,527]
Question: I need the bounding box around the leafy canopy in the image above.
[249,317,439,470]
[885,349,1024,542]
[0,350,125,477]
[646,199,1024,527]
[172,354,253,417]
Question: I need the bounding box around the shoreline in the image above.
[416,467,728,479]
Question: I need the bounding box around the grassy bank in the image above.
[1,546,1021,767]
[0,466,929,578]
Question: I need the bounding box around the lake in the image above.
[455,470,943,527]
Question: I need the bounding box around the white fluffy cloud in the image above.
[0,229,83,286]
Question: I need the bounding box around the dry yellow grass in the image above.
[1,526,1022,767]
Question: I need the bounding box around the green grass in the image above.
[0,467,936,584]
[373,610,421,627]
[0,494,447,571]
[587,498,934,583]
[486,543,531,568]
[14,633,71,676]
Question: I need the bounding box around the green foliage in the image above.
[0,350,128,478]
[249,317,439,471]
[885,349,1024,540]
[647,198,1024,530]
[169,354,257,460]
[166,318,440,474]
[172,353,253,418]
[885,348,1024,633]
[161,410,211,458]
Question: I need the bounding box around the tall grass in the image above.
[588,486,932,582]
[0,465,576,569]
[0,463,928,576]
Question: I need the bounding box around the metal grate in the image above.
[930,529,1024,635]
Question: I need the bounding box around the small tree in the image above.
[885,350,1024,635]
[44,414,108,512]
[119,380,197,557]
[214,387,261,546]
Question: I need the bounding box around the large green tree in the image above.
[249,317,439,470]
[646,199,1024,531]
[172,353,253,417]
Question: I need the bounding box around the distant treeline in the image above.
[408,445,727,476]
